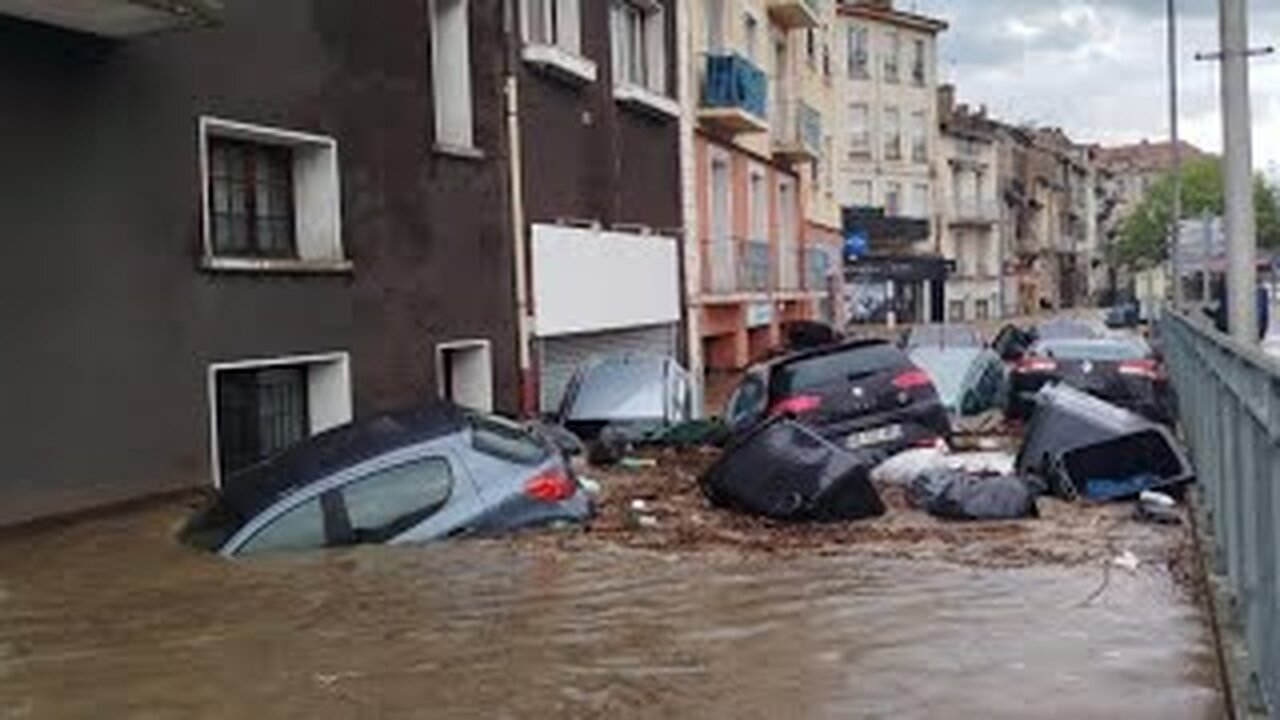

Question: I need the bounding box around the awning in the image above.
[842,206,931,244]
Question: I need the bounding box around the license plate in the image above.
[846,424,904,449]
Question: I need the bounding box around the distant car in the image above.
[181,405,591,558]
[1007,336,1171,422]
[557,353,692,443]
[908,346,1009,418]
[725,339,951,456]
[902,324,984,349]
[1034,318,1106,341]
[1104,303,1141,329]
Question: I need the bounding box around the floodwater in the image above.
[0,501,1222,719]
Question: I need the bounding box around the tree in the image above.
[1113,156,1280,268]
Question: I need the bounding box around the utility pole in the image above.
[1219,0,1257,342]
[1167,0,1184,306]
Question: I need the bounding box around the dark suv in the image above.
[725,339,951,457]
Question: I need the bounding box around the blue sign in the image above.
[843,229,869,261]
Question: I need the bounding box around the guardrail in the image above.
[1160,309,1279,717]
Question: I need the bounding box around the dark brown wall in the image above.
[518,0,681,231]
[0,0,517,525]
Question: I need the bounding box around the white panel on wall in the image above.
[532,224,681,338]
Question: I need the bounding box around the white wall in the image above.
[532,225,681,337]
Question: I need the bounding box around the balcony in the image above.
[704,238,772,296]
[773,100,822,165]
[950,199,1001,227]
[0,0,221,38]
[767,0,821,29]
[699,54,769,135]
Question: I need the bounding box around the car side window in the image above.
[340,457,455,543]
[727,375,768,429]
[238,497,326,556]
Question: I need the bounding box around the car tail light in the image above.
[892,369,932,390]
[768,394,823,417]
[1119,359,1163,380]
[1015,356,1058,373]
[524,469,576,502]
[914,436,945,449]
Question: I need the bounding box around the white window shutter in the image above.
[647,7,666,94]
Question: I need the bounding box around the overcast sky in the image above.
[909,0,1280,174]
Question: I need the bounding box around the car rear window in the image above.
[773,343,907,396]
[1036,339,1148,361]
[907,326,981,348]
[469,414,550,466]
[1036,321,1103,340]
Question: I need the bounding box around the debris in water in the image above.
[1111,551,1140,572]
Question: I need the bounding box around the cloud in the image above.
[910,0,1280,166]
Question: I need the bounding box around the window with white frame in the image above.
[884,107,902,161]
[201,118,344,268]
[744,13,759,63]
[209,353,352,484]
[910,183,930,218]
[910,110,927,162]
[847,25,869,79]
[748,167,767,243]
[611,0,667,96]
[911,38,927,86]
[431,0,474,151]
[525,0,580,52]
[848,103,870,158]
[850,180,873,208]
[885,181,902,216]
[884,31,900,83]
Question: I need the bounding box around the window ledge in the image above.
[201,256,354,275]
[614,84,680,120]
[522,44,597,86]
[434,143,486,161]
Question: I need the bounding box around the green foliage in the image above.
[1113,157,1280,268]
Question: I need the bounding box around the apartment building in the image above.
[514,0,684,412]
[835,0,948,324]
[0,0,522,525]
[937,88,1001,322]
[686,0,836,372]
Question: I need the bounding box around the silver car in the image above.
[558,353,693,442]
[181,404,591,558]
[908,346,1008,418]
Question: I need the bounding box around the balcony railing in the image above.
[700,54,769,134]
[804,246,832,292]
[705,238,772,295]
[773,100,822,164]
[951,199,1001,225]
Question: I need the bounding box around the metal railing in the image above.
[704,238,771,295]
[772,99,823,156]
[1161,309,1279,716]
[702,54,767,119]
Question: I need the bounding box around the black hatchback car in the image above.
[725,339,951,456]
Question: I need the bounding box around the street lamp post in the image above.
[1219,0,1257,342]
[1167,0,1184,306]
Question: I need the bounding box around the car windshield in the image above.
[566,356,668,421]
[1035,320,1103,340]
[1036,339,1149,361]
[906,325,981,348]
[773,342,906,396]
[909,348,981,408]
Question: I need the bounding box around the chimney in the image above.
[938,84,956,120]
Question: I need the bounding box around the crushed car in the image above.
[724,338,952,459]
[907,345,1008,419]
[181,404,592,557]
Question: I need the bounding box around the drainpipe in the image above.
[503,0,535,415]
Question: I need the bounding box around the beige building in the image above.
[834,0,949,324]
[937,89,1002,321]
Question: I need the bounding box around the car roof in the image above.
[218,403,467,522]
[760,337,893,372]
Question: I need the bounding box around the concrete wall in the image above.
[0,0,518,524]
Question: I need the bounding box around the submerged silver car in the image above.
[181,404,591,557]
[908,346,1008,418]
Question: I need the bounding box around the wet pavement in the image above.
[0,491,1223,719]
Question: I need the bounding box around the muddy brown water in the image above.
[0,496,1223,719]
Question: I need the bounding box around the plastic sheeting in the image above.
[871,448,1016,487]
[700,417,886,522]
[907,469,1040,520]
